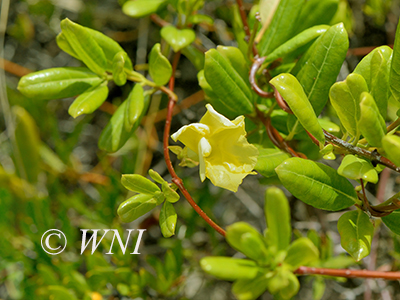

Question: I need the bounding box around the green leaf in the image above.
[284,237,319,270]
[359,92,386,147]
[382,210,400,235]
[354,46,392,119]
[188,14,214,25]
[312,277,326,300]
[270,73,325,146]
[149,43,172,86]
[216,46,249,84]
[382,135,400,166]
[160,25,196,52]
[293,23,349,116]
[121,174,160,195]
[275,157,358,211]
[255,147,290,178]
[258,0,306,56]
[159,201,177,238]
[181,45,205,71]
[337,210,374,261]
[122,0,168,18]
[18,67,103,100]
[390,19,400,102]
[57,29,133,73]
[201,257,259,281]
[117,193,160,223]
[112,52,128,86]
[148,169,166,184]
[337,155,378,184]
[226,222,270,265]
[197,70,238,119]
[12,106,41,183]
[47,286,78,300]
[329,73,368,139]
[265,25,330,64]
[68,83,108,118]
[370,47,392,119]
[99,94,149,152]
[265,187,291,252]
[293,0,338,34]
[268,268,289,295]
[204,49,254,114]
[232,273,270,300]
[162,182,180,203]
[278,271,300,299]
[60,18,107,76]
[98,100,132,152]
[124,84,144,131]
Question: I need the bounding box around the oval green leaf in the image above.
[390,19,400,102]
[329,73,368,139]
[255,147,290,178]
[149,43,172,86]
[284,237,319,270]
[293,23,349,116]
[359,92,386,147]
[160,25,196,52]
[121,174,160,195]
[226,222,270,265]
[162,182,180,203]
[275,157,358,211]
[258,0,306,56]
[232,273,270,300]
[204,49,254,114]
[12,106,41,183]
[122,0,167,18]
[265,25,329,64]
[216,45,249,84]
[112,52,128,86]
[117,193,158,223]
[337,154,378,183]
[60,18,107,76]
[98,96,146,153]
[124,84,144,131]
[68,83,108,118]
[270,73,325,146]
[382,210,400,235]
[337,210,374,261]
[370,47,392,119]
[18,67,103,100]
[382,135,400,166]
[200,257,258,281]
[159,201,177,238]
[265,187,291,252]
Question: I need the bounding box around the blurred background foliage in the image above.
[1,0,400,299]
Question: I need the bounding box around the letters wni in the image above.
[80,229,146,255]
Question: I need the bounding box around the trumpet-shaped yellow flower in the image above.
[171,104,258,192]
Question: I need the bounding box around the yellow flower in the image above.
[171,104,258,192]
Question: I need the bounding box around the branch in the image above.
[323,130,400,173]
[295,266,400,280]
[162,52,226,237]
[235,0,258,57]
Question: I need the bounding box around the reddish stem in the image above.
[163,52,226,237]
[150,14,170,27]
[273,88,293,113]
[249,56,274,98]
[295,266,400,280]
[236,0,258,57]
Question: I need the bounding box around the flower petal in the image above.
[198,137,212,182]
[200,104,236,134]
[171,123,209,153]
